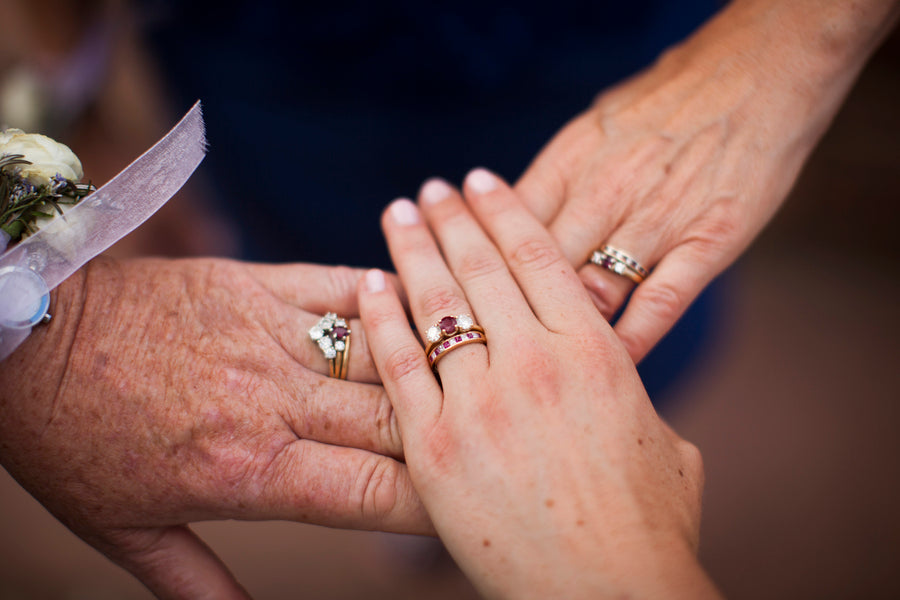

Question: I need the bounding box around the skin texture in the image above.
[2,3,897,598]
[516,0,900,361]
[0,257,430,599]
[359,170,721,599]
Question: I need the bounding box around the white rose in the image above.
[0,130,83,186]
[0,128,24,146]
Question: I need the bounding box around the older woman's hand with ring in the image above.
[515,0,899,362]
[359,169,720,598]
[0,257,429,599]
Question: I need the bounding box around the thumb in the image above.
[98,525,250,600]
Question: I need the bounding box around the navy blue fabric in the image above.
[140,0,727,399]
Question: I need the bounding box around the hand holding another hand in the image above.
[0,257,428,599]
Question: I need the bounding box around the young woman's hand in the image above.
[359,170,719,598]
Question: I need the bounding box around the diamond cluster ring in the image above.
[309,312,351,379]
[424,314,486,370]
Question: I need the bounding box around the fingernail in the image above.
[365,269,386,293]
[465,167,498,194]
[390,198,419,225]
[420,178,452,204]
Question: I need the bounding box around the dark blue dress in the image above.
[140,0,727,399]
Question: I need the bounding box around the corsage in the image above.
[0,102,207,360]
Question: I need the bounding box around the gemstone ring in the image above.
[308,312,351,379]
[424,314,487,370]
[589,244,648,284]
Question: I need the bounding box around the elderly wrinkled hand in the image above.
[516,0,899,362]
[0,257,428,599]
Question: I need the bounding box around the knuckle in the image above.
[418,285,463,317]
[580,335,625,371]
[205,440,262,494]
[97,528,171,567]
[678,439,705,488]
[513,339,554,369]
[454,250,505,282]
[357,456,401,524]
[325,265,361,302]
[616,281,689,361]
[376,394,404,457]
[507,238,563,273]
[700,215,741,249]
[633,280,686,324]
[615,326,651,363]
[361,303,397,334]
[695,196,743,245]
[382,346,425,383]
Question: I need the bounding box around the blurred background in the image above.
[1,1,898,598]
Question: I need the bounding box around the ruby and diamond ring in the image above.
[424,314,487,369]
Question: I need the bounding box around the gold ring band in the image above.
[424,314,487,370]
[600,244,649,278]
[590,247,647,283]
[309,312,351,379]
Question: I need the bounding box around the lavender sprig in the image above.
[0,153,94,243]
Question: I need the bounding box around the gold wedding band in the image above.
[424,314,487,370]
[590,245,648,283]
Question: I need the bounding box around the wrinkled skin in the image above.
[516,0,900,361]
[359,172,719,599]
[0,257,429,599]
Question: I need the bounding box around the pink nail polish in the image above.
[465,168,498,194]
[390,198,419,225]
[420,178,452,204]
[365,269,386,293]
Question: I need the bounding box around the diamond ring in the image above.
[424,314,486,370]
[308,312,351,379]
[589,245,648,283]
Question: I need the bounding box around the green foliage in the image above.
[0,153,93,243]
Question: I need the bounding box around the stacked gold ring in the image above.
[590,245,648,283]
[424,314,486,370]
[308,312,351,379]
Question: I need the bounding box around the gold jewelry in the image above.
[590,245,648,283]
[308,313,351,379]
[424,314,487,370]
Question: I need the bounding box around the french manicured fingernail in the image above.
[465,167,498,194]
[365,269,386,293]
[390,198,420,225]
[420,178,452,204]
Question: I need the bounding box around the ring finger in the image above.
[381,198,489,380]
[550,202,661,320]
[579,235,653,320]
